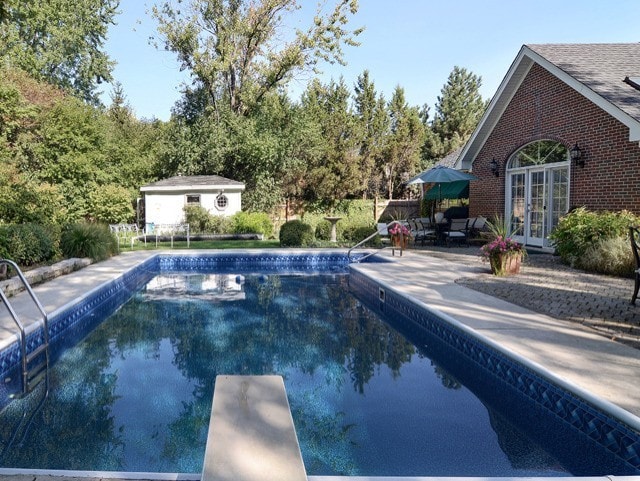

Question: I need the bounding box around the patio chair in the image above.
[631,226,640,305]
[416,218,437,246]
[443,218,470,247]
[377,223,391,245]
[407,219,426,245]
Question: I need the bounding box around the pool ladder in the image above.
[0,259,50,397]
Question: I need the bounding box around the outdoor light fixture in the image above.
[570,143,584,168]
[489,158,500,177]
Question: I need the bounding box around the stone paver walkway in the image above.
[413,245,640,349]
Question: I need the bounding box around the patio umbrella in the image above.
[406,165,478,217]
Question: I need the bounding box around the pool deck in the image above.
[0,248,639,480]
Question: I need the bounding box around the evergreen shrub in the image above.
[279,220,314,247]
[60,223,116,261]
[0,223,56,266]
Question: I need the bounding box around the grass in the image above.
[120,239,283,250]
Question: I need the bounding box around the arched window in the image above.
[508,140,568,169]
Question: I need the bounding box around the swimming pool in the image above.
[0,253,638,476]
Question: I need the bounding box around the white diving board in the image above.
[202,375,307,481]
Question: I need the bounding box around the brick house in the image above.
[456,43,640,248]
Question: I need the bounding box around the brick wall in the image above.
[470,63,640,218]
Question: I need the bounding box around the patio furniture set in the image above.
[381,216,488,248]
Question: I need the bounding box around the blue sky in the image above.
[101,1,640,121]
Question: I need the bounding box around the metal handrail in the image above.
[0,259,50,393]
[348,220,406,262]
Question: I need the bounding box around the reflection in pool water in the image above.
[0,273,607,475]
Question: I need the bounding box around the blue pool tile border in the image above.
[348,268,640,472]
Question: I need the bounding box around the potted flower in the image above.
[481,235,525,275]
[480,215,525,275]
[388,223,411,249]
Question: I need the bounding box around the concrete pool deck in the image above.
[0,248,639,480]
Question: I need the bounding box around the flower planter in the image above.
[392,235,409,250]
[490,253,522,276]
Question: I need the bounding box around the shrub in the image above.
[279,220,314,247]
[345,224,378,245]
[183,205,214,233]
[230,211,274,237]
[314,220,332,241]
[88,184,135,224]
[60,223,117,261]
[0,223,56,266]
[549,208,639,266]
[578,236,635,277]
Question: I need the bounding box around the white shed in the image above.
[140,175,245,231]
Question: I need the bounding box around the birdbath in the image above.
[323,216,342,243]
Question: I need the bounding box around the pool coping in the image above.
[0,249,639,478]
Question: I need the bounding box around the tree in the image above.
[301,78,361,206]
[424,66,486,161]
[384,86,425,199]
[353,70,388,199]
[0,0,118,104]
[152,0,362,116]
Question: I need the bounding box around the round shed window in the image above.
[215,194,228,211]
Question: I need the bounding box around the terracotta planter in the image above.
[490,253,523,276]
[392,235,409,249]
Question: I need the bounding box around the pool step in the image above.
[202,375,307,481]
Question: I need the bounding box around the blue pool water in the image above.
[0,265,637,476]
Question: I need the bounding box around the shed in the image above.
[140,175,245,230]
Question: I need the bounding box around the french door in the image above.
[508,166,568,247]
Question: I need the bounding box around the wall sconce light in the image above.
[489,158,500,177]
[570,143,584,168]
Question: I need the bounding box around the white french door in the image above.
[508,166,568,247]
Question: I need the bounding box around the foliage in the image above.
[152,0,362,116]
[0,223,57,266]
[388,223,410,237]
[341,224,376,244]
[60,223,117,261]
[87,184,135,224]
[0,0,118,103]
[279,219,314,247]
[0,162,67,225]
[183,205,215,233]
[485,214,514,240]
[230,211,274,238]
[383,86,425,199]
[480,236,524,261]
[302,78,363,205]
[549,207,639,267]
[579,236,635,277]
[423,66,486,162]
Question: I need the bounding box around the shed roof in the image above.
[141,175,245,192]
[456,43,640,170]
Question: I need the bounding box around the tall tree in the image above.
[0,0,119,104]
[384,86,425,199]
[424,66,486,161]
[301,78,361,206]
[152,0,362,116]
[353,70,388,199]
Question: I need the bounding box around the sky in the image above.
[101,1,640,121]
